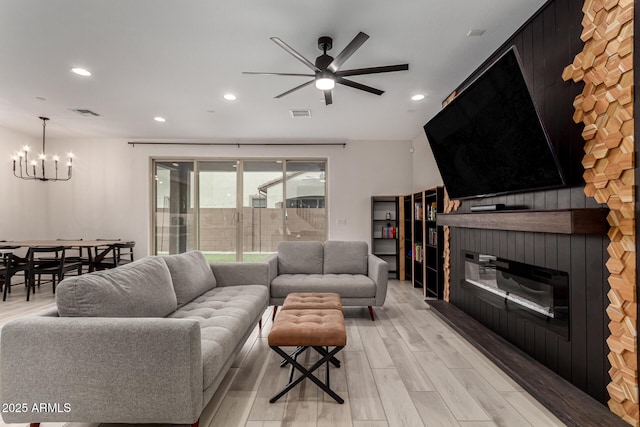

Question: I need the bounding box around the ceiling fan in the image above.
[243,32,409,105]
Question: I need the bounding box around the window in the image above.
[153,158,327,261]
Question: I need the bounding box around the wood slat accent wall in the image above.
[442,189,459,302]
[562,0,636,424]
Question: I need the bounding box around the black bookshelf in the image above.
[371,196,399,279]
[424,186,444,298]
[403,195,412,283]
[413,191,424,288]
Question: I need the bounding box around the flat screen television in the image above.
[423,47,565,200]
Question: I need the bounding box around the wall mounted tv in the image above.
[423,47,565,200]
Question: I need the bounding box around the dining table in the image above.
[0,239,122,249]
[0,240,125,272]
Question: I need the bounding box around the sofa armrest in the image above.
[0,317,202,424]
[265,253,278,283]
[211,261,269,287]
[368,254,389,306]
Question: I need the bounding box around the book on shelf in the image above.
[415,202,423,220]
[428,228,438,246]
[381,226,397,239]
[426,202,438,221]
[414,243,423,262]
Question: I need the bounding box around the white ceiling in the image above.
[0,0,547,142]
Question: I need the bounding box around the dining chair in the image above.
[1,253,29,301]
[0,245,25,297]
[115,241,135,266]
[92,241,135,271]
[56,238,89,275]
[26,247,82,301]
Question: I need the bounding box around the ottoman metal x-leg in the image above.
[269,345,345,404]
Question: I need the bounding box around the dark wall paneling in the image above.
[447,0,610,405]
[557,234,573,380]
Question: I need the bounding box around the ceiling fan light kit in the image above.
[243,32,409,105]
[315,76,335,90]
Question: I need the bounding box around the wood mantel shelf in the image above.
[437,208,608,234]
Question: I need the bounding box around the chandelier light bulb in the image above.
[53,155,59,161]
[30,160,37,166]
[68,152,74,159]
[39,153,46,160]
[18,151,24,158]
[23,146,30,152]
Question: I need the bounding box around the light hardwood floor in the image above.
[0,279,565,427]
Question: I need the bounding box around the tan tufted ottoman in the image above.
[281,292,342,311]
[272,292,342,320]
[268,296,346,404]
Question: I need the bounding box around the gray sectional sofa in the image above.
[266,240,388,320]
[0,251,268,426]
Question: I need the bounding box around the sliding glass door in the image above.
[154,161,195,255]
[285,161,326,242]
[242,161,285,261]
[153,158,326,261]
[198,161,238,262]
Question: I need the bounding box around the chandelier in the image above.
[12,117,73,182]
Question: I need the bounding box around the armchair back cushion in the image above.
[162,251,217,307]
[323,241,368,275]
[56,257,177,317]
[277,241,323,274]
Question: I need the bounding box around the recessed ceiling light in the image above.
[467,29,486,37]
[224,94,237,101]
[411,94,425,101]
[154,116,166,122]
[71,67,92,76]
[35,96,46,101]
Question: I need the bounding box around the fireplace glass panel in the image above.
[464,251,568,320]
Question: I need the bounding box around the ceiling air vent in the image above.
[72,108,100,117]
[290,109,311,118]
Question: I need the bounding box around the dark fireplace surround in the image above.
[432,0,612,406]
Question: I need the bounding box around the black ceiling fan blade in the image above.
[328,32,370,73]
[336,64,409,77]
[274,80,315,98]
[324,90,333,106]
[270,37,321,72]
[336,77,384,96]
[243,72,315,77]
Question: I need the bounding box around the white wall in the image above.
[0,128,413,256]
[411,131,443,192]
[0,127,47,239]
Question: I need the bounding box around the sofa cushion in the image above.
[162,251,217,308]
[56,257,178,317]
[277,241,323,274]
[169,284,268,389]
[323,241,368,275]
[271,274,376,299]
